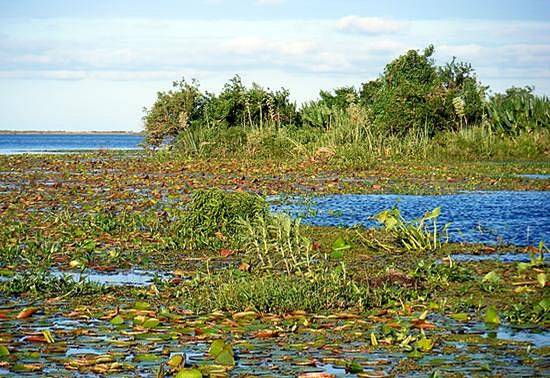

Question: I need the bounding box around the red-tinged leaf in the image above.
[411,320,437,330]
[16,307,38,319]
[254,330,279,338]
[23,335,47,343]
[220,249,235,258]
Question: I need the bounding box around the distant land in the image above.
[0,130,143,135]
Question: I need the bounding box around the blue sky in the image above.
[1,0,549,131]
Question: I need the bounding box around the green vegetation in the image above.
[143,45,549,163]
[372,207,448,252]
[174,188,268,249]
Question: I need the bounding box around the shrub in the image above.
[362,45,486,136]
[207,75,299,129]
[143,79,208,146]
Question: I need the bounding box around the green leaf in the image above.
[415,337,433,352]
[332,235,351,252]
[208,339,226,357]
[424,207,441,220]
[346,360,363,373]
[330,250,344,260]
[134,301,150,310]
[536,273,546,288]
[481,271,500,285]
[143,318,160,329]
[484,306,500,325]
[214,346,235,366]
[167,354,185,369]
[517,262,530,274]
[134,353,160,362]
[0,345,9,356]
[450,313,469,322]
[0,269,14,277]
[110,315,124,325]
[175,368,203,378]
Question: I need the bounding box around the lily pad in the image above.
[175,369,202,378]
[484,306,500,325]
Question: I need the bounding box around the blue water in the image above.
[0,134,143,154]
[517,174,550,180]
[271,191,550,246]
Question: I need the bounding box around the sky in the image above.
[0,0,549,131]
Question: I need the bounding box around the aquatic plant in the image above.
[237,213,317,275]
[487,87,550,135]
[175,188,269,249]
[1,270,105,298]
[175,268,367,313]
[372,207,448,252]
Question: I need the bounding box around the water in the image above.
[0,269,167,286]
[271,191,550,246]
[450,253,548,263]
[52,269,166,286]
[0,133,143,154]
[516,174,550,180]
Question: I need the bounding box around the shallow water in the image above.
[517,174,550,180]
[51,269,166,286]
[271,191,550,246]
[450,252,548,263]
[0,299,546,377]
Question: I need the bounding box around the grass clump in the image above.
[175,188,269,249]
[1,270,105,298]
[175,268,415,314]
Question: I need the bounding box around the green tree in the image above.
[142,78,207,146]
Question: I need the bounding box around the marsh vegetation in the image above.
[143,46,549,164]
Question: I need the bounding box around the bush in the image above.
[143,76,299,147]
[363,45,486,136]
[142,45,545,161]
[143,79,208,146]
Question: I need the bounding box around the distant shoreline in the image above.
[0,130,143,135]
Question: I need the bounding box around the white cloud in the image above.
[256,0,284,5]
[337,16,409,35]
[1,17,549,95]
[221,36,315,56]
